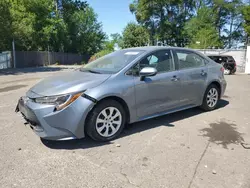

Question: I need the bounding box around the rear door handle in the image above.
[171,75,179,81]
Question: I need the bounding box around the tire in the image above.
[230,69,236,75]
[85,99,126,141]
[200,84,220,111]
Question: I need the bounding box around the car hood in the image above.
[26,71,111,98]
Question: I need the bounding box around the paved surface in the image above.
[0,67,250,188]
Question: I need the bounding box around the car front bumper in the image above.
[16,96,95,140]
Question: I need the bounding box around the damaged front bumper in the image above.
[16,95,95,140]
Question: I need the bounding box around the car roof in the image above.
[207,54,233,57]
[123,46,171,51]
[123,46,200,53]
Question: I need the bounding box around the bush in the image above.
[81,61,86,65]
[88,49,113,62]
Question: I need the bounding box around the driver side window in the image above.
[139,50,174,73]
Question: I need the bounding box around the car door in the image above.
[173,49,208,106]
[132,49,182,119]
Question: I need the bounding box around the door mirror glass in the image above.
[139,67,157,77]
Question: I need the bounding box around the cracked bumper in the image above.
[16,96,95,140]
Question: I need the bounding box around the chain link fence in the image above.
[0,51,11,69]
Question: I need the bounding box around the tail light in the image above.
[220,67,224,73]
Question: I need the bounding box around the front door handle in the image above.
[201,70,207,76]
[171,75,179,81]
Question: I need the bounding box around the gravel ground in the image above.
[0,67,250,188]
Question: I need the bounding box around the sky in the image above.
[86,0,136,37]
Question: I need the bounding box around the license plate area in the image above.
[17,97,39,126]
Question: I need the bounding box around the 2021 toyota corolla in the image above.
[16,46,227,141]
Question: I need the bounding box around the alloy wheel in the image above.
[96,107,122,137]
[206,88,218,108]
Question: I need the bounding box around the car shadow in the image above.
[42,99,229,150]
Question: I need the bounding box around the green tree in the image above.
[8,0,66,51]
[242,5,250,37]
[130,0,195,46]
[130,0,245,48]
[204,0,244,48]
[61,0,88,52]
[189,28,221,48]
[225,0,244,48]
[63,6,105,54]
[0,0,12,51]
[0,0,105,55]
[101,33,124,51]
[28,0,63,51]
[210,0,229,38]
[185,6,221,48]
[110,33,123,49]
[9,0,36,50]
[122,23,149,48]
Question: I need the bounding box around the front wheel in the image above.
[224,69,230,75]
[200,84,220,111]
[86,99,126,141]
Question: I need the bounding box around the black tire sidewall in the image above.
[230,69,236,75]
[86,99,126,141]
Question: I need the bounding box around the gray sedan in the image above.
[16,46,227,141]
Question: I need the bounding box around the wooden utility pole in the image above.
[12,39,16,68]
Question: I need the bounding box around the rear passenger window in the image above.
[175,50,205,70]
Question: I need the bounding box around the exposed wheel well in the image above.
[209,81,221,98]
[96,96,130,124]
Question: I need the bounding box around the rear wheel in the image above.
[230,69,236,74]
[200,84,220,111]
[86,99,126,141]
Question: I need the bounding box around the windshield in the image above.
[80,50,145,74]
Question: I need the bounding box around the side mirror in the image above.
[139,67,157,80]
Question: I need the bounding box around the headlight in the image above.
[34,92,83,111]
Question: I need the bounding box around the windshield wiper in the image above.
[80,69,101,74]
[87,69,101,74]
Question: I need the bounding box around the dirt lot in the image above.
[0,67,250,188]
